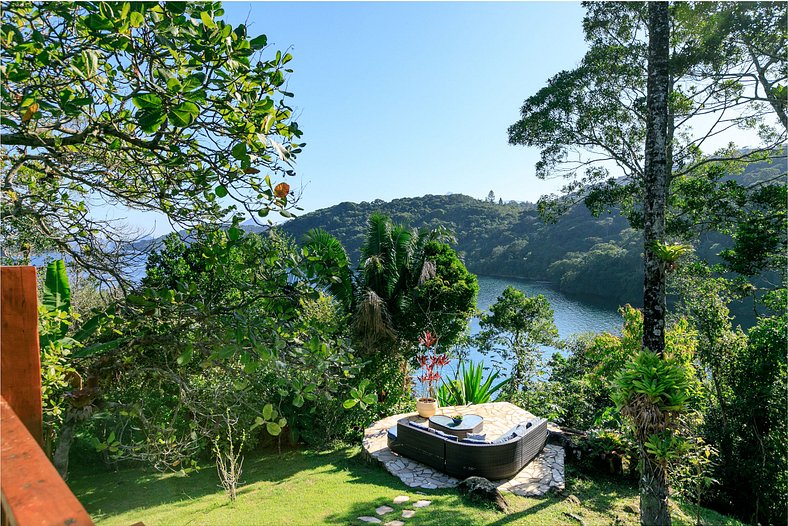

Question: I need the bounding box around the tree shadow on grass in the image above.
[68,446,357,520]
[482,498,556,526]
[564,467,638,516]
[320,449,565,525]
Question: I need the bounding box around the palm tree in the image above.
[301,228,354,313]
[303,214,468,355]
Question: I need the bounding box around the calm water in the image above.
[453,275,623,374]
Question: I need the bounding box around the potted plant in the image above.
[415,331,449,418]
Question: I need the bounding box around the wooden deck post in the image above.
[1,266,43,445]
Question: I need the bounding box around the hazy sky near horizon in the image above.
[104,1,764,237]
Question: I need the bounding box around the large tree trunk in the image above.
[640,3,672,526]
[642,2,670,358]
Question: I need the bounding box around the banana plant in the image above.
[39,259,72,347]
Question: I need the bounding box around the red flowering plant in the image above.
[415,331,450,401]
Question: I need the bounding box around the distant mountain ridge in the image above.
[276,156,785,307]
[277,193,644,304]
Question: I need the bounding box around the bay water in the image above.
[444,275,624,379]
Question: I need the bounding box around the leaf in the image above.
[214,185,228,198]
[274,182,290,199]
[73,339,125,358]
[166,77,183,92]
[362,393,377,405]
[270,140,289,161]
[266,422,281,436]
[42,260,71,314]
[293,394,304,408]
[249,34,267,50]
[129,11,144,27]
[231,142,247,160]
[227,226,241,241]
[84,14,113,31]
[82,50,99,78]
[182,73,206,91]
[176,345,193,365]
[136,108,166,133]
[262,403,273,420]
[342,399,358,409]
[21,103,39,123]
[199,11,216,29]
[72,310,105,342]
[132,93,163,110]
[169,101,199,127]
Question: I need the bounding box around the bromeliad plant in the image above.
[415,331,449,401]
[437,361,510,406]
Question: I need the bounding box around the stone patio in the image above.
[362,402,564,497]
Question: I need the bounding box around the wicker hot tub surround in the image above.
[362,402,565,496]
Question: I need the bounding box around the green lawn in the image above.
[68,447,742,526]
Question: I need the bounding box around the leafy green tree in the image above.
[510,3,784,524]
[722,290,787,525]
[305,213,477,356]
[1,2,303,288]
[698,2,787,131]
[303,215,477,414]
[476,286,558,394]
[74,227,364,471]
[508,3,785,227]
[675,268,787,525]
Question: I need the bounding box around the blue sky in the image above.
[112,2,589,236]
[224,2,588,205]
[101,2,768,237]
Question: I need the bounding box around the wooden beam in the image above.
[1,266,43,444]
[0,397,94,526]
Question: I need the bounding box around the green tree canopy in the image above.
[304,214,477,355]
[1,1,303,287]
[508,2,786,231]
[477,286,558,393]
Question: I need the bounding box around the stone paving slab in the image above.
[362,402,564,497]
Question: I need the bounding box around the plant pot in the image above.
[416,398,438,418]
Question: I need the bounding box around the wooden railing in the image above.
[1,396,94,526]
[0,266,95,526]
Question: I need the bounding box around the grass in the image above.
[68,447,743,526]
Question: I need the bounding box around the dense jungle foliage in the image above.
[5,2,785,525]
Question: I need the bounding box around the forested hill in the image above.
[277,156,785,306]
[278,194,644,304]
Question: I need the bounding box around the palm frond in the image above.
[302,228,354,312]
[352,289,396,351]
